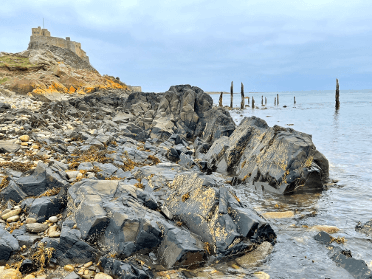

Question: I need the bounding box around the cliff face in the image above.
[0,44,128,96]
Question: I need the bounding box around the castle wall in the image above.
[29,28,89,63]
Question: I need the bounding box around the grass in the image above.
[0,55,37,68]
[0,77,8,84]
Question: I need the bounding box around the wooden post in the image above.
[277,94,279,105]
[265,97,267,105]
[274,97,276,106]
[219,92,223,107]
[335,78,340,109]
[252,96,255,109]
[261,95,263,106]
[294,96,296,105]
[248,96,250,105]
[241,83,244,109]
[230,81,233,108]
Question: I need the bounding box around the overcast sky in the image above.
[1,0,372,92]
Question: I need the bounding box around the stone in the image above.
[0,139,20,153]
[0,268,22,279]
[16,161,68,196]
[25,223,48,233]
[0,227,20,264]
[46,225,61,238]
[6,215,20,222]
[262,211,295,219]
[28,194,66,222]
[254,271,270,279]
[311,225,340,234]
[63,272,80,279]
[64,265,75,272]
[49,216,58,223]
[19,135,30,142]
[24,275,36,279]
[235,241,273,268]
[99,257,152,279]
[26,217,37,224]
[94,273,113,279]
[0,180,27,203]
[356,220,372,236]
[0,102,11,113]
[1,208,22,220]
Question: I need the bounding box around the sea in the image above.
[207,90,372,278]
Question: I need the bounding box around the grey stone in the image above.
[0,226,19,264]
[0,139,20,153]
[0,180,27,203]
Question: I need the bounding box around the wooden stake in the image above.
[294,96,296,105]
[252,96,255,109]
[219,92,223,107]
[241,83,244,109]
[335,78,340,109]
[230,81,233,108]
[274,97,276,106]
[265,97,267,105]
[277,94,279,105]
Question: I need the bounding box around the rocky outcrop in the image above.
[200,116,329,194]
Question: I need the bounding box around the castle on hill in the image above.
[29,26,90,63]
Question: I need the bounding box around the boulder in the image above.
[28,190,66,222]
[16,161,68,196]
[204,116,329,194]
[99,256,152,279]
[0,102,11,113]
[0,139,20,153]
[0,180,27,203]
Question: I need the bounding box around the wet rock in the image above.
[16,161,68,196]
[0,227,19,264]
[262,211,295,219]
[205,116,329,194]
[99,256,152,279]
[235,241,273,268]
[356,220,372,237]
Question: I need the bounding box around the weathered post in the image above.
[277,94,279,105]
[219,92,223,107]
[265,97,267,105]
[274,97,276,106]
[294,96,296,105]
[252,96,255,109]
[335,78,340,109]
[261,95,264,106]
[248,96,250,105]
[230,81,233,109]
[241,83,244,109]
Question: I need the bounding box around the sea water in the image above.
[207,90,372,278]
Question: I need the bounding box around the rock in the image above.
[0,139,20,153]
[0,268,22,279]
[64,265,75,272]
[46,225,61,238]
[49,216,58,223]
[235,241,273,268]
[0,227,19,264]
[205,116,329,194]
[16,161,68,196]
[24,275,36,279]
[356,220,372,236]
[28,194,66,222]
[99,256,152,279]
[63,272,80,279]
[262,211,295,219]
[0,180,27,203]
[311,225,340,234]
[254,271,270,279]
[25,223,49,233]
[94,273,113,279]
[25,217,37,224]
[19,135,30,142]
[19,259,37,273]
[0,102,11,113]
[1,208,22,220]
[6,215,20,222]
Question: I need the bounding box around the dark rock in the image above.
[19,258,37,273]
[99,256,153,279]
[28,191,67,222]
[178,153,195,169]
[16,161,68,196]
[0,226,19,264]
[0,102,11,113]
[0,180,27,203]
[356,220,372,237]
[166,148,180,162]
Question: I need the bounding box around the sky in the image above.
[1,0,372,93]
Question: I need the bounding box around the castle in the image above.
[29,27,89,63]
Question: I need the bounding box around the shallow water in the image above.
[207,90,372,278]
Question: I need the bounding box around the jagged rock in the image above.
[0,102,11,112]
[99,257,152,279]
[28,190,67,222]
[0,226,19,264]
[16,161,68,196]
[0,180,27,203]
[204,116,329,194]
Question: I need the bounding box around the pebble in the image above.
[0,268,22,279]
[311,225,340,234]
[94,273,113,279]
[1,208,21,220]
[6,215,20,222]
[83,261,93,268]
[64,264,75,272]
[19,135,30,142]
[48,215,58,223]
[254,271,270,279]
[25,217,37,224]
[26,223,49,233]
[46,224,61,238]
[24,275,36,279]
